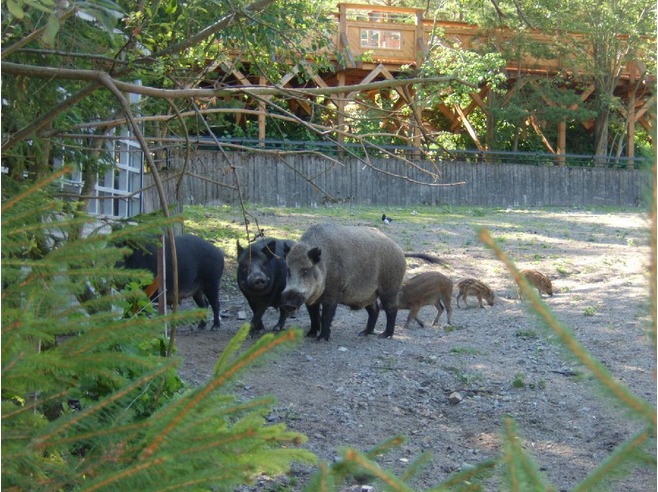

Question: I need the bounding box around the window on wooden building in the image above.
[360,29,401,49]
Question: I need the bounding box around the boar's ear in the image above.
[283,242,292,257]
[262,240,277,258]
[236,240,244,256]
[307,247,322,264]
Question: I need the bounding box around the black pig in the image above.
[122,234,225,330]
[237,237,295,337]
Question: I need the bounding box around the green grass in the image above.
[583,306,598,317]
[445,366,484,385]
[515,329,539,340]
[450,347,480,356]
[512,373,526,388]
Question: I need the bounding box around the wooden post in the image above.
[336,71,346,156]
[156,235,167,336]
[410,86,422,159]
[627,75,636,169]
[258,76,266,145]
[415,10,424,66]
[556,120,566,166]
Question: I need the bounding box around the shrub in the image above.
[1,174,314,490]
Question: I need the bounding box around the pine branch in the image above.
[140,327,301,460]
[572,428,655,492]
[33,361,176,451]
[478,228,656,428]
[343,448,415,492]
[501,417,555,491]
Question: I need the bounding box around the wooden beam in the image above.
[469,87,490,114]
[528,116,556,154]
[347,64,385,99]
[454,103,484,151]
[627,74,636,168]
[336,71,346,152]
[556,120,566,166]
[437,104,459,127]
[634,94,657,121]
[258,76,266,142]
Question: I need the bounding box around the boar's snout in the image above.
[247,272,269,291]
[281,290,306,312]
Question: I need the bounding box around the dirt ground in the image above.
[175,206,656,491]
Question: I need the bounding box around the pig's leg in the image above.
[192,291,210,331]
[306,303,321,338]
[408,306,424,328]
[272,308,289,331]
[444,298,452,325]
[318,302,337,341]
[378,302,398,339]
[403,311,414,330]
[431,300,445,326]
[247,300,267,336]
[359,302,380,336]
[205,286,222,331]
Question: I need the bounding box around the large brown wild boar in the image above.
[281,224,441,340]
[456,278,495,308]
[517,269,553,299]
[397,271,453,329]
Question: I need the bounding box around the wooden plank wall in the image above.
[142,151,649,213]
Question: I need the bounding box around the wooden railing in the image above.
[332,3,646,80]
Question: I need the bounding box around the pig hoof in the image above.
[358,329,373,336]
[316,334,330,341]
[306,330,318,338]
[378,331,394,339]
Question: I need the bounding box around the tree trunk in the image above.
[594,109,610,166]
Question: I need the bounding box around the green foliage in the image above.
[3,178,656,490]
[1,174,315,490]
[512,373,526,388]
[1,0,335,179]
[583,306,598,317]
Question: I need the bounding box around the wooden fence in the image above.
[142,151,650,213]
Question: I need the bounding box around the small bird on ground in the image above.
[382,214,393,224]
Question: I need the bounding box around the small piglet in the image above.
[456,278,495,308]
[396,271,453,329]
[517,269,553,299]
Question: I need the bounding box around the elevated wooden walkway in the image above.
[212,3,654,164]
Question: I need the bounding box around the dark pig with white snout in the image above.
[237,237,295,337]
[281,223,410,341]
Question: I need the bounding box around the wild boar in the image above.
[396,271,453,329]
[122,234,225,330]
[517,269,554,299]
[281,223,410,340]
[456,278,495,308]
[237,237,295,337]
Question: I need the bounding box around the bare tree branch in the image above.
[0,0,279,152]
[1,61,474,98]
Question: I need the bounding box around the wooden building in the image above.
[209,3,655,164]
